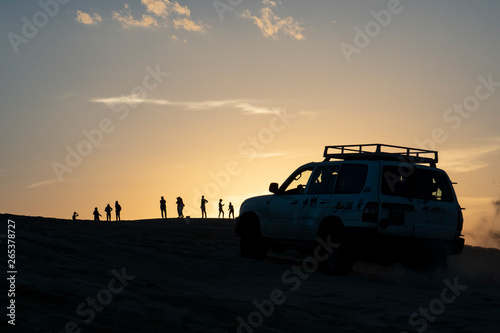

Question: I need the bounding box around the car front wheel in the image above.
[240,223,267,260]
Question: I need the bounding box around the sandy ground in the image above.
[2,213,500,333]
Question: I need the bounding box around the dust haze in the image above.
[465,199,500,249]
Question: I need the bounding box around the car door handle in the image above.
[319,200,328,204]
[290,200,298,205]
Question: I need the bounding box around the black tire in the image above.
[240,222,267,260]
[430,247,450,269]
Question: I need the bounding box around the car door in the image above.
[296,164,340,240]
[411,168,458,241]
[264,167,314,239]
[330,163,374,228]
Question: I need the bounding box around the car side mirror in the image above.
[269,182,279,194]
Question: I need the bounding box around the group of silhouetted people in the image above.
[73,196,235,221]
[159,195,234,219]
[94,201,121,221]
[73,201,122,222]
[221,200,234,219]
[202,196,234,219]
[159,195,186,219]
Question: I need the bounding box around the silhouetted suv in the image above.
[235,144,465,274]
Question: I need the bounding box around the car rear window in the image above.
[382,166,454,202]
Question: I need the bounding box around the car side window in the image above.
[415,170,454,202]
[280,168,313,195]
[382,166,413,197]
[308,165,340,194]
[334,164,368,194]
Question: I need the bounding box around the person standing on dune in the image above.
[115,201,122,221]
[228,202,234,220]
[176,196,185,218]
[105,204,113,222]
[218,199,225,219]
[93,207,101,221]
[201,195,208,219]
[160,196,167,219]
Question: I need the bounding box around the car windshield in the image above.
[280,167,313,194]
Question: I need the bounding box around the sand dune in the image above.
[2,213,500,333]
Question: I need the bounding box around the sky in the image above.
[1,0,500,246]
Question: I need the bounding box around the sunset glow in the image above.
[1,0,500,248]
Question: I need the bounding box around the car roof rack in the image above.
[323,144,438,167]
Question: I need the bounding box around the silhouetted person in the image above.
[115,201,122,221]
[201,195,208,218]
[105,204,113,222]
[228,202,234,219]
[93,207,101,221]
[72,212,78,221]
[160,196,167,219]
[176,197,185,218]
[218,199,225,219]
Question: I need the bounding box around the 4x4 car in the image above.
[235,144,465,274]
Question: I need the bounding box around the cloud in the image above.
[262,0,278,7]
[142,0,191,17]
[76,10,102,25]
[233,102,282,115]
[171,2,191,16]
[90,96,283,115]
[173,17,206,32]
[109,0,206,31]
[168,99,245,110]
[112,4,158,28]
[439,143,500,173]
[141,0,169,16]
[26,179,57,189]
[242,0,305,40]
[90,95,152,106]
